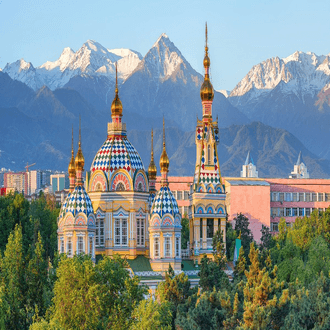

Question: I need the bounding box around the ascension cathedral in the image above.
[57,25,227,272]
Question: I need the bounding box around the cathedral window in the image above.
[137,182,143,192]
[154,237,160,258]
[164,237,171,258]
[77,236,84,254]
[200,219,203,239]
[207,145,211,165]
[207,219,214,238]
[136,218,145,247]
[60,237,64,254]
[115,218,128,246]
[175,237,180,258]
[95,219,105,247]
[89,236,94,256]
[67,237,72,257]
[116,182,125,191]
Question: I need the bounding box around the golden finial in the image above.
[68,125,76,177]
[200,22,214,102]
[111,62,123,117]
[148,129,157,180]
[75,116,85,173]
[160,117,169,173]
[205,22,208,51]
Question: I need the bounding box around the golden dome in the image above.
[200,77,214,101]
[75,144,85,172]
[68,127,76,177]
[160,118,169,173]
[148,129,157,180]
[111,63,123,117]
[203,52,210,68]
[69,149,76,177]
[200,23,214,102]
[75,119,85,172]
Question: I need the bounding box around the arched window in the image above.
[154,237,160,258]
[116,182,125,191]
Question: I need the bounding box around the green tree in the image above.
[225,220,236,261]
[242,243,289,330]
[212,229,227,269]
[199,255,229,292]
[181,217,189,249]
[156,266,192,328]
[43,254,146,329]
[284,272,330,329]
[26,232,49,320]
[234,213,254,261]
[175,289,227,330]
[0,224,26,329]
[130,299,172,330]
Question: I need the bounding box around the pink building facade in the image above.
[157,176,330,242]
[268,178,330,232]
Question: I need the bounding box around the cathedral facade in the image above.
[58,25,225,272]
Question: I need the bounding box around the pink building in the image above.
[155,176,330,242]
[224,178,270,242]
[268,178,330,232]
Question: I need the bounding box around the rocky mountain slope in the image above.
[228,51,330,159]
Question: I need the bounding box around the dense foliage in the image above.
[1,194,330,329]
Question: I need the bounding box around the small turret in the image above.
[159,118,169,186]
[68,126,76,191]
[75,117,85,185]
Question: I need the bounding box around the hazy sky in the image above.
[1,0,330,90]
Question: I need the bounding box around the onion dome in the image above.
[148,129,157,180]
[60,185,94,217]
[151,186,180,217]
[111,63,123,118]
[75,118,85,172]
[90,136,145,181]
[200,23,214,102]
[159,118,169,173]
[68,127,76,177]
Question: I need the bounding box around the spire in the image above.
[75,116,85,185]
[245,151,250,165]
[296,151,302,165]
[159,118,169,185]
[148,129,157,186]
[68,125,76,191]
[200,22,214,113]
[111,62,123,119]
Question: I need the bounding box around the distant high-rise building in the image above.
[289,151,309,179]
[29,170,41,195]
[241,151,258,178]
[4,172,28,194]
[50,173,67,192]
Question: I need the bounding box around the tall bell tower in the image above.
[189,24,227,261]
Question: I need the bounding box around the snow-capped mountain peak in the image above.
[144,33,185,78]
[230,50,330,100]
[4,40,143,90]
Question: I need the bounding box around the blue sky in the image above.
[1,0,330,90]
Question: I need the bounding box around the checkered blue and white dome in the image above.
[90,136,145,180]
[60,185,94,217]
[151,186,180,217]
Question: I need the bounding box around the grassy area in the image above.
[126,255,153,272]
[182,259,200,271]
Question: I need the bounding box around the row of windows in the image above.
[60,236,94,256]
[271,192,330,202]
[173,191,189,201]
[271,207,327,217]
[95,218,145,248]
[199,219,219,239]
[154,236,181,258]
